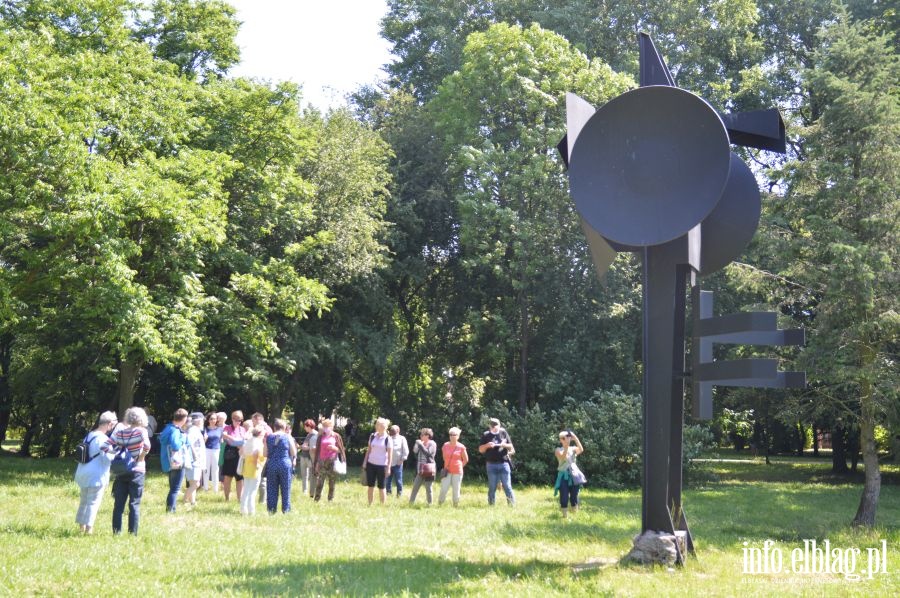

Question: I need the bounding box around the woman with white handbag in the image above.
[553,430,586,518]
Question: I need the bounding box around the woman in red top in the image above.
[438,427,469,507]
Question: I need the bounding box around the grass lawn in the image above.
[0,452,897,596]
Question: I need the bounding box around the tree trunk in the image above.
[812,424,819,458]
[796,421,805,456]
[0,333,12,444]
[849,429,860,472]
[852,392,880,526]
[116,357,142,415]
[518,294,529,415]
[832,424,849,473]
[19,415,38,457]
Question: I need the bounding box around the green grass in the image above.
[0,454,897,596]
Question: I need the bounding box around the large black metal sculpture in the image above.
[559,34,805,562]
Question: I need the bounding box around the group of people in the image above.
[73,409,587,535]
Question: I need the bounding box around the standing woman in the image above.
[203,412,222,493]
[183,413,206,506]
[313,419,346,502]
[263,418,297,514]
[239,426,266,515]
[110,407,151,535]
[438,427,469,507]
[554,430,585,517]
[408,428,437,506]
[74,411,118,534]
[362,417,392,505]
[222,410,246,501]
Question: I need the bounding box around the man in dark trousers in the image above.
[478,417,516,506]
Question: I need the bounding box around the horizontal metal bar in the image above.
[705,328,805,346]
[696,312,776,337]
[694,358,778,382]
[707,371,807,389]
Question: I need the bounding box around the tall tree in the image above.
[132,0,241,79]
[430,23,634,412]
[383,0,763,106]
[774,11,899,526]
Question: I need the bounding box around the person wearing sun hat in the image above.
[478,417,516,506]
[438,426,468,506]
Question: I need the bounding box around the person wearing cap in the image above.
[74,411,118,534]
[478,417,516,506]
[438,427,468,506]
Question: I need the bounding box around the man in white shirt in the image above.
[386,425,410,497]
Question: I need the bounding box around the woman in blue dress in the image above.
[263,418,297,513]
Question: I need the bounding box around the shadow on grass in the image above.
[688,458,900,486]
[216,556,569,596]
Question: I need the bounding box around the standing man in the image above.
[159,408,189,513]
[251,412,273,504]
[386,425,410,498]
[478,417,515,506]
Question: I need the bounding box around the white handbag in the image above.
[333,457,347,475]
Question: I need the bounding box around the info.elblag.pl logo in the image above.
[742,539,889,581]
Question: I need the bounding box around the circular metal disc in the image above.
[699,153,761,276]
[568,86,731,247]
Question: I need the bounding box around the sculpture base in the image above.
[625,530,686,566]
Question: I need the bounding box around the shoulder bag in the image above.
[418,443,436,480]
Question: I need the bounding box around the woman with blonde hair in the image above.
[554,430,585,517]
[313,419,346,502]
[110,407,151,535]
[239,426,266,515]
[363,417,392,505]
[438,427,469,507]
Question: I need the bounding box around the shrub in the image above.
[470,388,711,488]
[553,389,643,488]
[683,423,715,469]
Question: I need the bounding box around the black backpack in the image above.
[74,432,96,464]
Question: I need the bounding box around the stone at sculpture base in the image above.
[624,530,678,566]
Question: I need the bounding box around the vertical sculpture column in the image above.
[559,33,798,562]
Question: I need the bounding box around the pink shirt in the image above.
[318,432,340,460]
[223,424,246,446]
[442,442,468,475]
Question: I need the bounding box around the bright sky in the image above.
[227,1,394,110]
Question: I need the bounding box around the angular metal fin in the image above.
[639,33,675,87]
[720,109,787,153]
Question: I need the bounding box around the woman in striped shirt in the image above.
[110,407,151,535]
